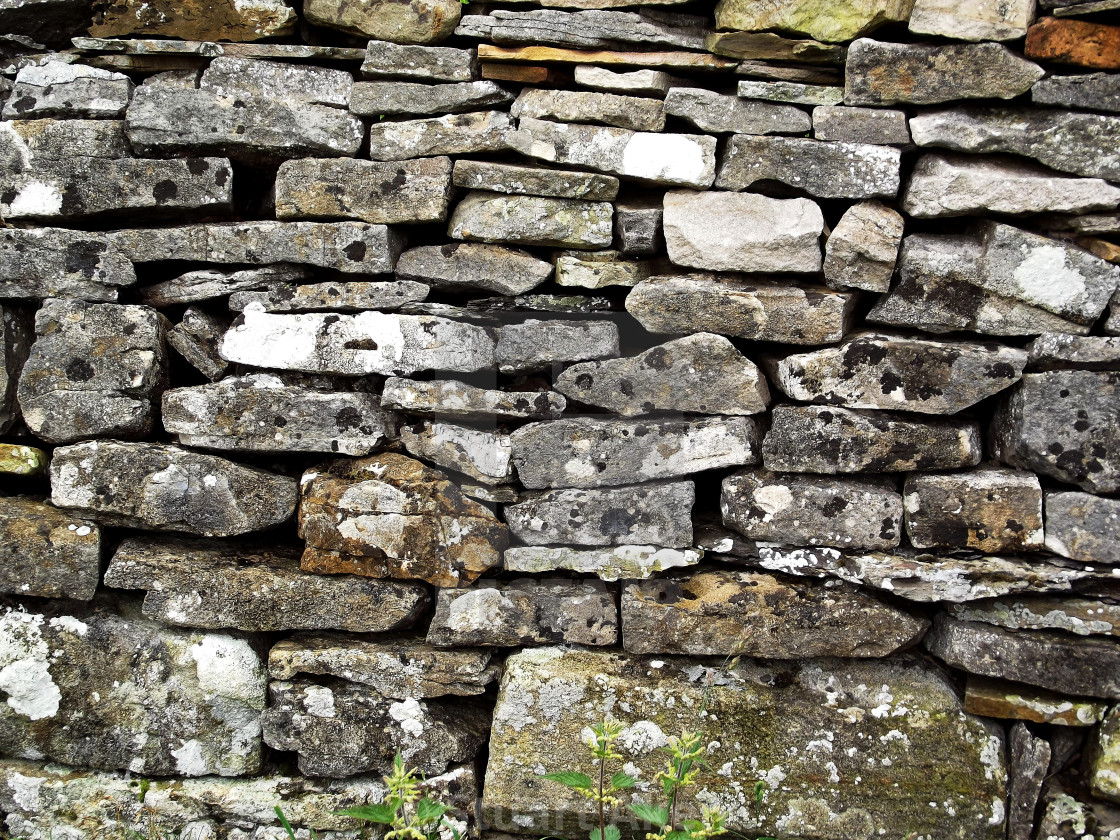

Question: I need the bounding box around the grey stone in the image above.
[1034,71,1120,114]
[275,157,454,224]
[268,634,498,698]
[626,274,855,345]
[125,86,364,163]
[773,331,1027,414]
[140,264,311,307]
[200,57,352,107]
[229,281,429,313]
[812,105,911,144]
[1008,723,1051,840]
[426,579,618,647]
[573,65,673,96]
[0,304,31,433]
[991,371,1120,493]
[507,117,716,189]
[706,29,846,63]
[167,307,229,382]
[17,300,168,444]
[105,537,429,633]
[51,440,297,537]
[449,191,613,249]
[925,614,1120,699]
[622,569,927,656]
[305,0,461,43]
[0,496,99,600]
[397,242,553,296]
[263,679,488,778]
[614,199,662,254]
[1034,788,1120,840]
[351,80,512,116]
[1045,490,1120,564]
[163,374,398,455]
[964,675,1108,726]
[1090,706,1120,804]
[763,405,983,474]
[823,199,904,292]
[910,0,1036,41]
[0,608,265,776]
[904,467,1044,553]
[381,377,566,420]
[140,69,203,89]
[1028,333,1120,370]
[511,416,759,489]
[512,87,665,131]
[949,596,1120,638]
[715,0,915,42]
[496,319,619,373]
[359,41,476,82]
[845,38,1044,106]
[503,545,702,581]
[368,111,511,160]
[664,86,810,134]
[453,159,619,200]
[1039,211,1120,235]
[220,308,495,376]
[723,469,902,550]
[0,114,128,162]
[737,79,843,105]
[555,250,651,288]
[716,135,901,199]
[3,61,131,118]
[86,0,295,40]
[506,481,694,547]
[903,152,1120,218]
[456,9,705,49]
[400,421,514,485]
[556,332,770,417]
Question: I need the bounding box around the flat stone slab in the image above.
[1028,333,1120,371]
[965,676,1107,727]
[0,227,136,302]
[453,159,618,200]
[909,0,1035,41]
[715,0,913,42]
[1091,706,1120,803]
[949,595,1120,638]
[382,377,565,420]
[368,111,512,161]
[3,60,132,119]
[1045,490,1120,564]
[305,0,461,43]
[199,56,352,107]
[228,280,429,313]
[360,42,477,82]
[449,191,613,249]
[664,86,810,135]
[351,80,512,116]
[706,29,846,63]
[813,105,911,145]
[512,87,666,131]
[1033,71,1120,114]
[738,78,843,105]
[496,318,618,372]
[88,0,296,40]
[397,242,552,296]
[140,263,310,306]
[400,421,514,485]
[456,9,706,50]
[823,199,904,293]
[0,496,99,600]
[503,545,702,581]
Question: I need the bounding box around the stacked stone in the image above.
[1,0,1120,837]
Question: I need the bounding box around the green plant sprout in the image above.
[334,754,463,840]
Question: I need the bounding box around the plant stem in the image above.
[598,753,606,840]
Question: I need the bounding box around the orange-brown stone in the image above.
[1026,16,1120,71]
[90,0,297,41]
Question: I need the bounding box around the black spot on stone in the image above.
[1059,389,1071,398]
[1005,519,1023,533]
[187,159,210,175]
[821,496,848,517]
[619,379,634,397]
[985,362,1017,379]
[234,125,246,135]
[335,407,363,430]
[232,99,246,108]
[1048,442,1064,455]
[331,440,340,452]
[843,340,889,369]
[123,323,136,335]
[215,167,229,187]
[152,180,179,203]
[64,240,107,279]
[439,243,461,257]
[574,373,594,389]
[274,416,287,428]
[230,313,246,330]
[65,357,96,382]
[323,315,341,326]
[344,241,367,262]
[879,370,904,393]
[343,338,378,351]
[11,96,35,113]
[1075,419,1090,432]
[600,508,636,537]
[643,347,671,371]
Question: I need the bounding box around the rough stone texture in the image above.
[400,421,514,485]
[263,679,488,778]
[512,87,666,131]
[823,199,904,292]
[0,496,99,600]
[949,596,1120,638]
[1028,333,1120,371]
[268,634,499,698]
[0,443,46,476]
[297,453,508,587]
[1009,723,1052,840]
[573,65,674,95]
[352,80,513,116]
[763,405,983,474]
[449,191,613,249]
[1026,16,1120,71]
[0,0,89,45]
[622,569,926,656]
[706,29,846,63]
[1090,706,1120,803]
[715,0,916,43]
[965,676,1108,727]
[105,537,428,633]
[662,191,824,273]
[812,105,911,144]
[1035,788,1120,840]
[503,545,702,580]
[0,608,266,776]
[275,157,455,225]
[426,579,618,647]
[909,0,1035,41]
[0,227,135,302]
[627,274,855,345]
[485,647,1007,840]
[140,264,311,307]
[496,319,618,372]
[368,111,512,161]
[773,331,1027,414]
[614,199,663,255]
[89,0,295,41]
[0,304,30,433]
[722,469,902,550]
[397,242,552,296]
[664,87,810,135]
[716,135,901,199]
[382,377,565,420]
[200,57,353,107]
[511,416,759,489]
[305,0,461,44]
[228,280,429,313]
[167,307,229,382]
[3,61,132,119]
[1045,490,1120,564]
[360,42,477,83]
[991,371,1120,494]
[555,250,650,288]
[51,440,297,537]
[1033,72,1120,114]
[904,468,1044,553]
[454,159,619,200]
[17,299,167,444]
[738,79,843,105]
[457,9,706,50]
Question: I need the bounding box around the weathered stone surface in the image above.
[369,112,511,162]
[813,105,911,144]
[496,319,618,373]
[949,596,1120,638]
[1034,787,1120,840]
[383,378,565,420]
[903,153,1120,218]
[773,331,1027,414]
[763,405,982,474]
[1009,723,1051,840]
[221,307,494,376]
[0,608,265,776]
[400,421,514,485]
[263,679,488,778]
[275,157,454,225]
[168,307,228,382]
[0,443,46,476]
[269,634,498,698]
[904,468,1043,553]
[453,159,619,201]
[125,87,364,163]
[925,614,1120,699]
[823,199,903,293]
[89,0,295,41]
[1090,706,1120,803]
[458,8,706,48]
[449,191,613,249]
[1028,333,1120,371]
[0,0,88,45]
[512,87,665,131]
[17,300,167,444]
[485,647,1006,840]
[0,496,98,600]
[1026,16,1120,71]
[723,470,902,550]
[845,39,1043,106]
[504,545,702,580]
[706,30,845,63]
[716,135,901,199]
[965,676,1108,727]
[511,416,759,489]
[715,0,914,42]
[1033,71,1120,114]
[991,371,1120,493]
[663,191,824,272]
[627,275,855,345]
[555,250,650,288]
[229,281,429,313]
[140,264,310,307]
[910,0,1034,40]
[0,304,30,434]
[3,61,131,119]
[1045,490,1120,564]
[352,80,512,117]
[200,57,352,107]
[306,0,460,44]
[573,64,673,96]
[298,453,508,587]
[477,44,734,71]
[360,42,477,83]
[623,569,926,656]
[664,86,811,135]
[614,198,662,255]
[397,242,552,296]
[508,117,716,189]
[51,440,297,537]
[427,579,618,647]
[738,79,843,105]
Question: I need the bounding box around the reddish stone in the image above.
[1026,17,1120,71]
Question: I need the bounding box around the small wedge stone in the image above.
[614,199,662,255]
[965,676,1107,727]
[823,199,904,293]
[167,307,228,381]
[949,596,1120,638]
[0,444,46,476]
[1027,334,1120,371]
[449,191,613,249]
[400,421,514,485]
[397,242,552,296]
[452,160,619,200]
[351,80,512,116]
[228,281,429,313]
[381,377,565,420]
[140,264,310,307]
[3,61,132,118]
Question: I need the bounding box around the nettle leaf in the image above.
[610,772,637,790]
[542,771,595,790]
[630,803,669,826]
[754,780,767,804]
[334,803,397,824]
[602,825,622,840]
[416,798,450,822]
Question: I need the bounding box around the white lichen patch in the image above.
[0,612,61,721]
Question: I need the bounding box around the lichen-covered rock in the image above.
[496,319,618,372]
[555,250,651,289]
[397,242,552,296]
[512,87,665,131]
[1090,706,1120,803]
[965,676,1106,727]
[1033,71,1120,114]
[813,105,911,145]
[909,0,1035,41]
[89,0,295,40]
[400,421,514,485]
[0,227,135,302]
[739,79,844,105]
[503,545,702,580]
[3,61,132,119]
[484,647,1006,840]
[1009,722,1051,840]
[822,199,904,292]
[1027,333,1120,371]
[622,569,927,656]
[51,440,297,537]
[200,57,353,107]
[352,80,513,117]
[140,264,311,307]
[1034,789,1120,840]
[17,300,168,444]
[167,307,229,382]
[229,280,429,313]
[298,453,508,587]
[949,596,1120,638]
[714,0,915,43]
[0,608,266,776]
[511,416,759,489]
[1045,490,1120,564]
[453,159,619,200]
[0,304,31,433]
[0,443,46,476]
[369,111,511,161]
[663,86,810,135]
[382,377,565,420]
[305,0,461,43]
[0,496,99,600]
[449,191,613,249]
[360,41,477,82]
[426,579,618,647]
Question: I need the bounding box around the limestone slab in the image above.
[305,0,461,43]
[0,496,99,600]
[397,242,552,296]
[351,80,513,116]
[823,199,903,292]
[368,111,512,160]
[449,191,613,249]
[503,545,702,581]
[400,421,514,485]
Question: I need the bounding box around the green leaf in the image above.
[602,825,621,840]
[754,780,767,804]
[681,821,704,833]
[541,771,595,790]
[664,830,692,840]
[274,806,299,840]
[661,777,676,798]
[417,798,450,822]
[630,803,669,826]
[334,803,398,824]
[610,772,637,790]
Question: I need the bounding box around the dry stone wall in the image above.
[1,0,1120,838]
